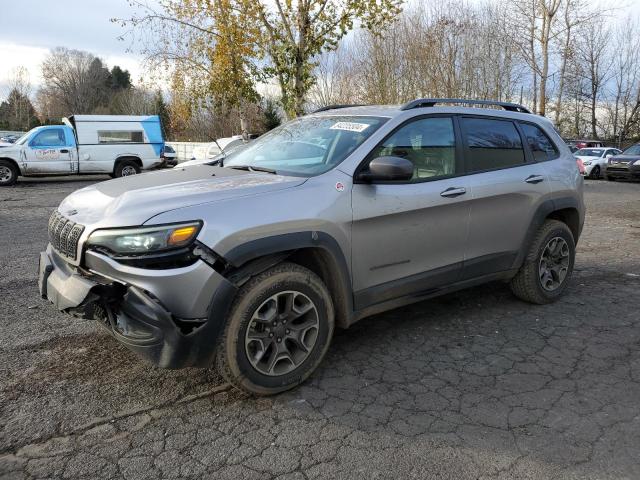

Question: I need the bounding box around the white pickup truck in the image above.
[0,115,166,186]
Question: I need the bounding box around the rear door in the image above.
[351,115,470,309]
[459,117,552,280]
[23,128,74,175]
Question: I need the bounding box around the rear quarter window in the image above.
[520,123,559,161]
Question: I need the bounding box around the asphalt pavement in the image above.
[0,176,639,479]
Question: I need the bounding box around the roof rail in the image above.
[400,98,531,114]
[312,104,366,113]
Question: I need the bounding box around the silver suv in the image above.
[38,99,585,395]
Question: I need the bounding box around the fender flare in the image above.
[222,231,355,327]
[514,196,583,268]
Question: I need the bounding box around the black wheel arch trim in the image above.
[222,231,355,327]
[513,196,583,269]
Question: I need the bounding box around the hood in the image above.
[609,154,640,164]
[58,165,306,228]
[0,142,14,148]
[574,155,600,162]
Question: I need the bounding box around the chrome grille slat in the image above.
[47,211,85,261]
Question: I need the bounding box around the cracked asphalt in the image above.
[1,176,639,479]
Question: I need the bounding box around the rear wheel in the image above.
[114,159,141,178]
[510,220,575,304]
[216,262,335,396]
[589,165,600,179]
[0,160,18,186]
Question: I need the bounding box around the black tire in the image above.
[589,165,600,179]
[114,159,141,178]
[216,262,335,396]
[0,159,19,186]
[510,220,575,305]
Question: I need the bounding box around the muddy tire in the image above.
[0,159,19,186]
[216,262,334,396]
[510,220,575,305]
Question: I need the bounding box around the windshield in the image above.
[223,116,387,176]
[623,144,640,155]
[575,148,603,157]
[15,127,40,145]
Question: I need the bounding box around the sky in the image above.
[0,0,153,98]
[0,0,639,101]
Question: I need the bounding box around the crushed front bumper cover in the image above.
[38,244,237,368]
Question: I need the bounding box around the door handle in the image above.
[60,149,69,153]
[440,187,467,198]
[525,174,544,184]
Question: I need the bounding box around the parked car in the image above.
[187,136,247,164]
[0,115,165,186]
[178,140,249,168]
[574,147,622,179]
[0,134,19,143]
[159,144,177,168]
[568,139,605,150]
[39,98,584,395]
[605,143,640,181]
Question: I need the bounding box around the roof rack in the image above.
[400,98,531,114]
[312,104,366,113]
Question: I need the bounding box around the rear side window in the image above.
[520,123,559,161]
[460,118,525,172]
[98,131,144,144]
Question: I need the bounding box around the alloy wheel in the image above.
[245,290,319,376]
[121,165,138,176]
[538,236,570,291]
[0,166,12,183]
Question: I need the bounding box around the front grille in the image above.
[48,211,85,260]
[607,167,628,172]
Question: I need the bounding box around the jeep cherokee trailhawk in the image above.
[39,99,585,395]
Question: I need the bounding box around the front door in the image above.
[24,128,74,175]
[351,116,470,310]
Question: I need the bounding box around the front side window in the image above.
[367,117,457,181]
[461,117,525,172]
[521,123,559,161]
[98,131,144,143]
[223,116,386,176]
[31,129,65,147]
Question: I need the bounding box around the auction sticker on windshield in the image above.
[330,122,370,133]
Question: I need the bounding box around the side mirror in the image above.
[605,154,613,159]
[358,156,414,182]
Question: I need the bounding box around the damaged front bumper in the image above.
[38,244,237,368]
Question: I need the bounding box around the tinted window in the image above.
[98,131,144,143]
[461,118,525,172]
[31,129,65,147]
[369,117,456,181]
[521,123,559,161]
[623,145,640,155]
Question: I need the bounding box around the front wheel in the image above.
[216,262,335,396]
[589,165,600,179]
[0,160,19,186]
[510,220,575,304]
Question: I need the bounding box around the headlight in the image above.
[87,222,201,255]
[583,161,592,165]
[634,160,640,166]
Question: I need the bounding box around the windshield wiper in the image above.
[227,165,277,174]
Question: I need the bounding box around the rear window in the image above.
[521,123,560,161]
[98,131,144,143]
[461,117,525,172]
